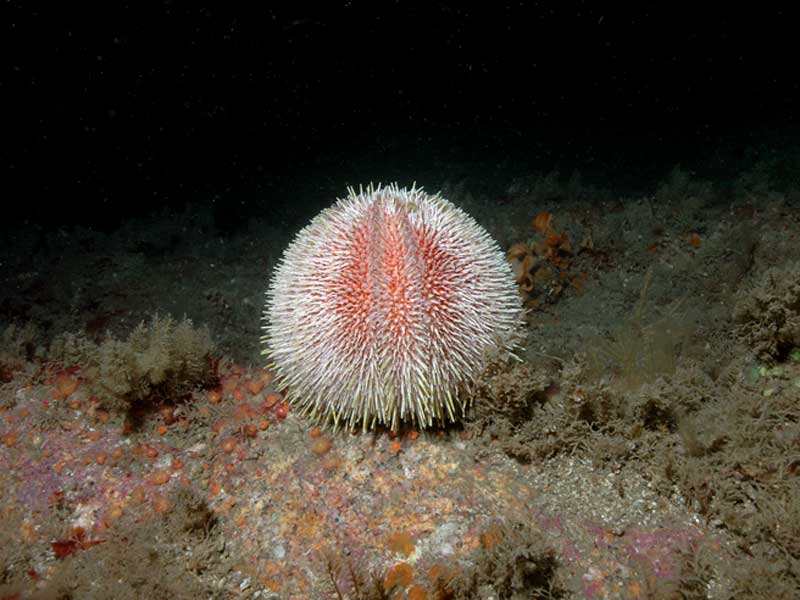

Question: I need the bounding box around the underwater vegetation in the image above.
[733,261,800,362]
[2,160,800,597]
[585,268,689,391]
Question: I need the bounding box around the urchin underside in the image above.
[262,184,523,431]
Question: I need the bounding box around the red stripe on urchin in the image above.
[327,193,460,373]
[328,195,430,374]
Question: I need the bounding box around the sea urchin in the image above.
[262,183,524,431]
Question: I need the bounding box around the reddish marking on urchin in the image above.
[263,183,523,431]
[330,204,452,361]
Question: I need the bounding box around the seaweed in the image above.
[320,551,389,600]
[317,519,566,600]
[0,322,40,397]
[47,314,216,422]
[0,509,32,599]
[447,520,565,599]
[733,261,800,362]
[587,269,689,390]
[30,487,228,599]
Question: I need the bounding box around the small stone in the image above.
[148,470,171,485]
[310,436,332,456]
